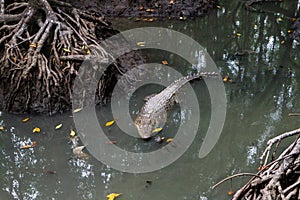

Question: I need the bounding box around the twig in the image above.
[0,0,4,15]
[288,113,300,116]
[283,178,300,194]
[211,173,261,190]
[260,128,300,166]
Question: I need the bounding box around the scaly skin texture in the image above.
[134,72,217,139]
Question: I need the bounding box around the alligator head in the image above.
[134,115,157,139]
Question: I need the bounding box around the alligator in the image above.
[134,72,218,139]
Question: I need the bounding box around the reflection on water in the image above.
[1,1,300,199]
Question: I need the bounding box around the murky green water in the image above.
[1,1,300,199]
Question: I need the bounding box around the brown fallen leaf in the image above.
[105,140,117,144]
[162,60,168,65]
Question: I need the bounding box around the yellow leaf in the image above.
[29,43,37,48]
[179,16,184,20]
[227,190,234,195]
[20,145,32,149]
[0,126,4,131]
[152,127,163,133]
[223,76,228,82]
[166,138,173,143]
[86,49,91,55]
[63,48,71,53]
[70,129,76,137]
[276,17,283,23]
[136,41,145,47]
[288,30,292,33]
[55,124,63,130]
[236,33,242,37]
[162,60,168,65]
[82,45,89,50]
[105,120,115,127]
[22,117,30,123]
[281,40,285,45]
[73,108,82,113]
[106,193,122,200]
[32,127,41,133]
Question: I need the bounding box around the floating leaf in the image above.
[216,5,221,9]
[288,30,292,33]
[63,48,71,53]
[254,24,258,30]
[0,126,4,131]
[105,120,115,127]
[166,138,173,143]
[73,145,85,155]
[276,17,283,23]
[55,124,63,130]
[223,76,228,82]
[70,129,76,137]
[73,108,82,113]
[227,190,234,195]
[236,33,242,37]
[292,17,297,22]
[32,141,37,147]
[106,193,122,200]
[281,40,285,45]
[152,127,163,133]
[136,41,145,47]
[169,0,174,5]
[32,127,41,133]
[22,117,30,123]
[105,140,117,144]
[179,16,184,20]
[162,60,168,65]
[20,145,32,149]
[20,141,37,149]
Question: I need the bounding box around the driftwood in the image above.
[214,128,300,200]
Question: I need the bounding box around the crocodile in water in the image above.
[134,72,218,139]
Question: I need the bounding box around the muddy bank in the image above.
[0,0,144,114]
[0,0,219,114]
[66,0,219,18]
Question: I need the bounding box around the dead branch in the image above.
[230,128,300,200]
[212,173,262,190]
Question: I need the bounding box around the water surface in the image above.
[1,1,300,199]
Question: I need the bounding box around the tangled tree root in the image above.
[0,0,123,113]
[214,128,300,200]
